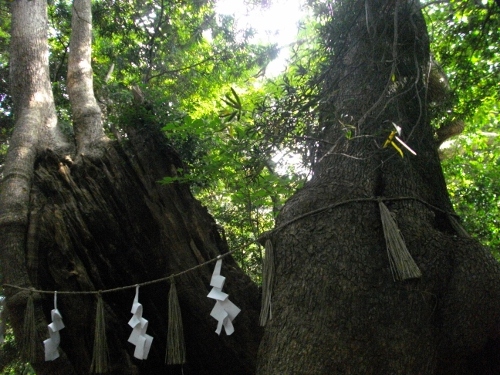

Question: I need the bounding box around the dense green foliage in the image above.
[0,0,499,370]
[0,0,498,272]
[422,0,500,255]
[0,323,35,375]
[0,0,498,275]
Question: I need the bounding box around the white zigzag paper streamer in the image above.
[43,292,65,361]
[207,258,241,335]
[127,286,153,359]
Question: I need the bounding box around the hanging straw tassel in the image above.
[259,239,275,326]
[21,291,37,362]
[448,214,472,238]
[165,279,186,365]
[90,292,109,374]
[0,296,5,344]
[379,201,422,281]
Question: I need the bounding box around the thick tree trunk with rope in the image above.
[256,1,500,374]
[13,125,261,375]
[0,1,261,374]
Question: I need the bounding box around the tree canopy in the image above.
[1,0,498,263]
[0,0,499,373]
[421,0,500,253]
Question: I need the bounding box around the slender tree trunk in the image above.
[67,0,107,158]
[1,0,56,309]
[257,1,500,374]
[1,1,75,372]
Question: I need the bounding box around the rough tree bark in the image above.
[22,124,261,375]
[1,1,261,374]
[256,1,500,374]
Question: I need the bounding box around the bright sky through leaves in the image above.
[216,0,305,76]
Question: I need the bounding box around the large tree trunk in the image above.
[257,1,500,374]
[1,1,262,374]
[21,123,262,374]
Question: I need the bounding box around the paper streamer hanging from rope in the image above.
[43,292,65,361]
[207,258,241,335]
[127,286,153,360]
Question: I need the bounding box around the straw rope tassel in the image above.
[90,293,109,374]
[22,291,37,362]
[379,201,422,281]
[259,239,275,326]
[447,214,472,238]
[0,296,5,344]
[166,279,186,365]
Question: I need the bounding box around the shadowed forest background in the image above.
[0,0,499,374]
